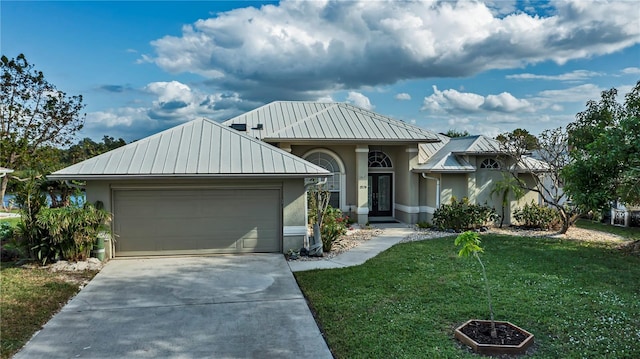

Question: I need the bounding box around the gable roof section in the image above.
[414,137,477,173]
[49,118,330,180]
[414,135,548,173]
[223,101,442,143]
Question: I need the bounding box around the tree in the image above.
[444,129,470,138]
[489,172,525,228]
[563,82,640,212]
[65,135,126,164]
[495,128,539,155]
[0,54,85,208]
[497,127,576,233]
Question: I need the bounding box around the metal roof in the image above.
[49,118,331,180]
[414,135,548,173]
[223,101,442,142]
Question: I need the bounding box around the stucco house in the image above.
[50,101,541,258]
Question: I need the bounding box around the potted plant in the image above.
[453,231,534,355]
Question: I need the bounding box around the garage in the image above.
[48,118,330,258]
[113,188,281,256]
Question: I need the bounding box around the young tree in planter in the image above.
[0,54,85,208]
[455,231,497,338]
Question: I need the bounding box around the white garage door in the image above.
[113,188,281,256]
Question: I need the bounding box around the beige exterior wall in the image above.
[85,178,308,256]
[440,174,468,205]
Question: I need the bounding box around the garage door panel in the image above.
[114,188,281,256]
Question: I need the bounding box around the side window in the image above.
[480,158,500,169]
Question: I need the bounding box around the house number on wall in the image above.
[359,185,368,189]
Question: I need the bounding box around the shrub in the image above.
[13,178,111,264]
[321,206,348,252]
[513,202,561,230]
[433,197,498,231]
[35,204,111,262]
[0,222,13,241]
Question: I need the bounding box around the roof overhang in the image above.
[47,173,332,181]
[264,138,441,144]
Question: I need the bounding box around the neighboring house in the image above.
[50,101,543,258]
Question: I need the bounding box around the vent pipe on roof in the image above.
[229,123,247,131]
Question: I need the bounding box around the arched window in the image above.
[368,150,392,168]
[304,151,343,209]
[480,158,500,169]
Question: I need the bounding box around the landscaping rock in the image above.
[49,258,104,272]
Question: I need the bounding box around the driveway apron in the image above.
[13,254,332,359]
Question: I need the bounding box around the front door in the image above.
[368,173,392,217]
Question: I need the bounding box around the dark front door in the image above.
[368,173,392,217]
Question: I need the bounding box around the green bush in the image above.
[433,197,498,231]
[0,222,13,241]
[13,178,111,264]
[321,206,348,252]
[35,205,111,262]
[513,202,561,230]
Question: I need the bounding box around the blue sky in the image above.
[2,0,639,142]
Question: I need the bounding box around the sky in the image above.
[2,0,639,143]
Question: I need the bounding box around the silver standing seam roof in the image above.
[414,135,548,173]
[49,118,331,180]
[223,101,442,143]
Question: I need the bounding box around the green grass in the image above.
[0,262,97,359]
[296,235,640,358]
[0,217,20,227]
[575,219,640,240]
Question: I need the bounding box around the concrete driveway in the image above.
[14,255,333,359]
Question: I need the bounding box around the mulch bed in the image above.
[460,320,530,346]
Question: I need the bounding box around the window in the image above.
[480,158,500,169]
[368,150,392,168]
[304,151,342,209]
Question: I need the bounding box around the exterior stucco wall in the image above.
[440,174,468,205]
[289,143,424,224]
[510,174,541,224]
[85,178,307,256]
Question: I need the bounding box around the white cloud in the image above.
[536,84,602,103]
[506,70,602,81]
[482,92,532,112]
[395,93,411,101]
[143,0,640,101]
[81,81,259,141]
[622,67,640,75]
[346,92,374,110]
[422,86,532,114]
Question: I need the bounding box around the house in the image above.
[49,101,541,258]
[221,101,540,225]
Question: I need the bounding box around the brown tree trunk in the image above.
[0,175,8,210]
[558,208,570,234]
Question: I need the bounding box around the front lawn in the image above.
[0,262,97,359]
[295,234,640,358]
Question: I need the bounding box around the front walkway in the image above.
[288,223,416,272]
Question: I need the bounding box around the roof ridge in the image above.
[337,102,441,138]
[266,103,340,138]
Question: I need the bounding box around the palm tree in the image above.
[490,172,525,227]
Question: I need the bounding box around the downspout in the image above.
[421,173,441,208]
